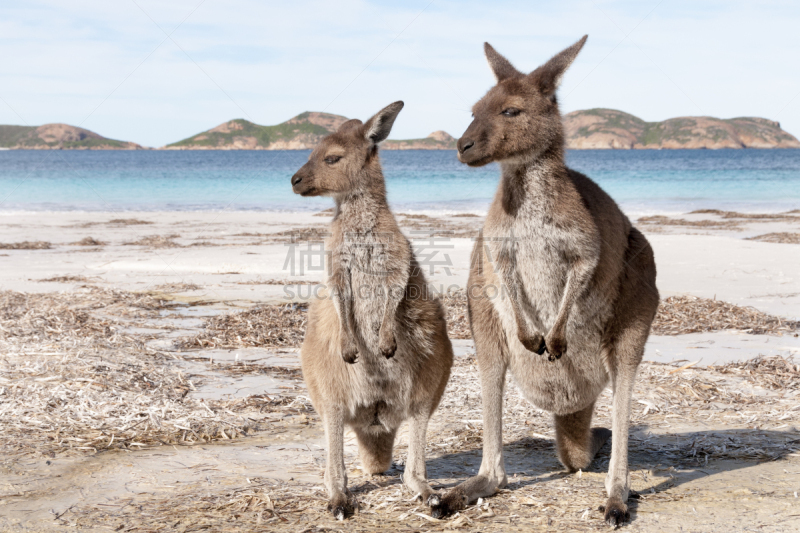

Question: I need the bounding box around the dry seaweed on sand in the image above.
[179,303,309,349]
[711,355,800,391]
[441,288,471,339]
[637,215,741,229]
[151,282,203,292]
[235,278,320,286]
[123,234,182,248]
[107,218,153,225]
[268,227,330,243]
[689,209,800,221]
[70,236,106,246]
[37,274,94,283]
[746,232,800,244]
[659,294,800,336]
[652,295,800,336]
[234,227,331,243]
[0,240,52,249]
[0,288,175,346]
[397,213,479,238]
[0,288,308,459]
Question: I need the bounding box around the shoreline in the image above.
[0,204,800,218]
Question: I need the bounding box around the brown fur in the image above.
[431,38,659,527]
[292,101,454,520]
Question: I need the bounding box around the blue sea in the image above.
[0,149,799,215]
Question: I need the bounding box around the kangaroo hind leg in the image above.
[554,401,611,472]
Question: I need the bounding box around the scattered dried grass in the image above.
[0,288,304,458]
[123,234,182,248]
[235,278,319,286]
[690,209,800,221]
[269,227,329,243]
[0,241,52,249]
[712,355,800,391]
[38,275,94,283]
[107,218,153,225]
[638,215,740,229]
[152,282,202,292]
[442,289,470,339]
[653,295,799,336]
[234,227,331,243]
[70,236,106,246]
[398,213,479,238]
[179,303,308,350]
[746,232,800,244]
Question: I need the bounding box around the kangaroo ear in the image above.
[363,101,404,144]
[484,42,522,82]
[528,35,587,98]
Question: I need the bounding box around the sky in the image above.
[1,0,799,148]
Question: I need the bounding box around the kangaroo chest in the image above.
[337,231,392,346]
[486,210,571,331]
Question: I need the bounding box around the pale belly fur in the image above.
[483,223,611,415]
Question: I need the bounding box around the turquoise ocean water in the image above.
[0,149,799,215]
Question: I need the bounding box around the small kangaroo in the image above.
[291,101,454,520]
[429,37,659,526]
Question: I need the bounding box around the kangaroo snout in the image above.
[291,165,316,196]
[457,138,474,154]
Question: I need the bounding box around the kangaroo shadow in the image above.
[419,426,800,523]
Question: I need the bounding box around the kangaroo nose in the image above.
[458,138,475,154]
[291,174,302,186]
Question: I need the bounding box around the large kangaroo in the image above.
[429,37,659,526]
[291,101,453,520]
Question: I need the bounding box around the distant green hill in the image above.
[563,108,800,149]
[0,124,142,150]
[164,112,350,150]
[164,112,457,150]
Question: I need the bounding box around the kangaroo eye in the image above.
[501,108,521,117]
[324,155,342,164]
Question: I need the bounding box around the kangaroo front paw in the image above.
[378,332,397,359]
[429,487,468,519]
[544,331,566,361]
[519,332,547,355]
[600,498,630,528]
[341,341,359,364]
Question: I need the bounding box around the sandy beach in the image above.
[1,208,799,531]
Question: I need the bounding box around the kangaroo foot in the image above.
[428,487,468,519]
[599,498,630,528]
[327,490,357,521]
